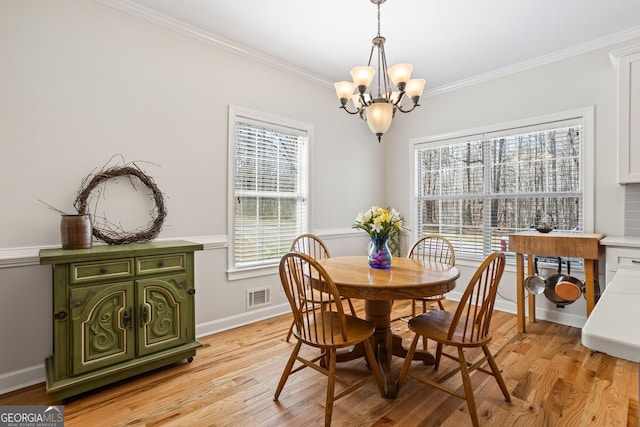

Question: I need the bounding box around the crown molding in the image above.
[609,42,640,67]
[95,0,333,87]
[96,1,640,99]
[425,25,640,97]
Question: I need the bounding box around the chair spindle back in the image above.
[279,252,347,346]
[407,234,455,266]
[448,252,505,343]
[290,233,331,259]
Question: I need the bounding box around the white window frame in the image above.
[227,105,311,280]
[410,106,594,263]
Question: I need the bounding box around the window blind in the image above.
[233,120,308,268]
[416,123,583,258]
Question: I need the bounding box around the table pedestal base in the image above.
[335,300,435,398]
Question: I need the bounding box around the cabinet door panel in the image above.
[617,51,640,183]
[136,274,191,356]
[70,281,135,375]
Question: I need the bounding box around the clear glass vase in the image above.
[368,237,392,269]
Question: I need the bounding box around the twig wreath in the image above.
[74,162,167,245]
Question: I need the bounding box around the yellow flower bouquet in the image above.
[353,206,405,239]
[353,206,406,268]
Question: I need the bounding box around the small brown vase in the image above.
[60,214,93,249]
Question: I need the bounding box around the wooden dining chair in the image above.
[407,234,456,315]
[274,252,385,427]
[396,252,510,427]
[285,234,357,341]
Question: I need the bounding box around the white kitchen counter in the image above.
[582,265,640,423]
[582,266,640,361]
[600,235,640,248]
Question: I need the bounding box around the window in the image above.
[228,106,310,277]
[413,108,593,260]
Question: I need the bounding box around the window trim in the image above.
[227,105,312,280]
[409,106,594,261]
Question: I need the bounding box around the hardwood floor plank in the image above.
[558,364,597,426]
[538,377,571,426]
[1,300,637,426]
[629,393,639,427]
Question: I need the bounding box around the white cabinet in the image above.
[601,236,640,284]
[611,44,640,183]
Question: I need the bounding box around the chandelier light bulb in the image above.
[334,81,356,103]
[366,101,393,142]
[350,66,376,92]
[405,78,426,100]
[387,63,413,90]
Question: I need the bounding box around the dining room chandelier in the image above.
[334,0,426,143]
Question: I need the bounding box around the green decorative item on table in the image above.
[353,206,407,269]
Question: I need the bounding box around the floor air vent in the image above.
[247,287,270,309]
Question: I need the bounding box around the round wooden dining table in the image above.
[317,256,459,398]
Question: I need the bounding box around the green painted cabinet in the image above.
[40,240,203,401]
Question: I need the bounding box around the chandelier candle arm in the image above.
[333,0,426,142]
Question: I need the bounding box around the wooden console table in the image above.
[509,231,605,333]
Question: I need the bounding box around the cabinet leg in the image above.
[516,253,526,334]
[585,260,596,316]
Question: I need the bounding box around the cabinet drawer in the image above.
[136,253,186,275]
[608,247,640,270]
[71,259,134,284]
[617,255,640,269]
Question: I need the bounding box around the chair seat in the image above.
[415,294,445,301]
[408,310,493,347]
[294,312,375,348]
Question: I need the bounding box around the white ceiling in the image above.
[118,0,640,92]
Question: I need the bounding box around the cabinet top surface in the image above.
[600,235,640,248]
[509,231,605,240]
[508,231,605,259]
[39,240,203,264]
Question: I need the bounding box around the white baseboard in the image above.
[445,291,587,329]
[195,303,290,338]
[533,307,587,328]
[0,364,46,396]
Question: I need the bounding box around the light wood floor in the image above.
[1,300,638,426]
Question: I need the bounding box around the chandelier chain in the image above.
[377,2,381,36]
